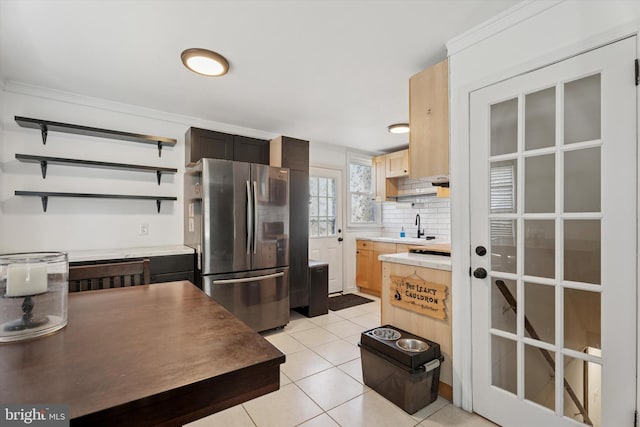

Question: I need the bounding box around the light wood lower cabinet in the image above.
[356,240,413,296]
[371,242,396,297]
[395,244,412,253]
[356,241,374,294]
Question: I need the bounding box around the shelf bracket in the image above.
[40,161,48,179]
[156,200,161,213]
[156,171,162,185]
[157,141,162,157]
[41,196,48,212]
[40,124,48,144]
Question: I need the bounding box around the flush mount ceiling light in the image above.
[388,123,410,134]
[181,48,229,77]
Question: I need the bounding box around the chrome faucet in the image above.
[415,214,425,238]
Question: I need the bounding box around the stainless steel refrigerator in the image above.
[184,158,290,332]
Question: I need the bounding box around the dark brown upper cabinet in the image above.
[270,136,309,171]
[185,127,269,165]
[233,135,269,164]
[185,127,233,164]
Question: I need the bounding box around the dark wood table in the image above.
[0,281,285,426]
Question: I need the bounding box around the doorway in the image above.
[308,167,344,294]
[469,37,637,426]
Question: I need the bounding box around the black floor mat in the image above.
[328,294,374,311]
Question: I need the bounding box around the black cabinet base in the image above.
[70,253,195,285]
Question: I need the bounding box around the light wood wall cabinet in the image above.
[373,154,402,200]
[409,59,449,179]
[385,149,409,178]
[373,155,387,201]
[356,240,412,297]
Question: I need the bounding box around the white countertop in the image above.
[67,245,194,262]
[357,236,450,246]
[378,252,452,271]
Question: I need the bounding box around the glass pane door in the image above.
[470,37,636,427]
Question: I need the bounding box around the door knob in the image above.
[338,237,343,242]
[473,268,488,279]
[475,246,487,256]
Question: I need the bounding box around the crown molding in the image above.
[446,0,564,57]
[3,80,277,140]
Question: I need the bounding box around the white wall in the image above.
[447,0,640,410]
[381,177,450,241]
[0,83,382,298]
[0,83,277,253]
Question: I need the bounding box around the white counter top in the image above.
[67,245,194,262]
[378,252,452,271]
[359,236,450,246]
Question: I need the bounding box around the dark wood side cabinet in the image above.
[271,136,309,309]
[185,127,269,165]
[70,253,196,285]
[149,253,196,284]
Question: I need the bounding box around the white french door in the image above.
[308,167,344,294]
[470,37,637,427]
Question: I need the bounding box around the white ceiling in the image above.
[0,0,520,153]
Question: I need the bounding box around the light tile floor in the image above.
[185,293,497,427]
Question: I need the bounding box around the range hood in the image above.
[430,176,449,187]
[394,187,438,198]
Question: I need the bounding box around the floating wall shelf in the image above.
[15,154,178,184]
[15,116,177,157]
[15,191,177,213]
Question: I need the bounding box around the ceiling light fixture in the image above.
[181,48,229,77]
[388,123,410,134]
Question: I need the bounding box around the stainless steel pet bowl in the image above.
[396,338,430,352]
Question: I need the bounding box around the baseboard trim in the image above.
[439,381,453,401]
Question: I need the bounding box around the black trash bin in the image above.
[359,325,443,414]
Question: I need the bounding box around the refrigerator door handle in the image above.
[246,180,252,254]
[253,180,258,255]
[212,271,284,285]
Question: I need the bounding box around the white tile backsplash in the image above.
[381,178,450,241]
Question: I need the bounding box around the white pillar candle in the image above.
[5,263,48,297]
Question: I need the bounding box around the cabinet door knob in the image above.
[475,246,487,256]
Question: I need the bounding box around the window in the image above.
[348,154,379,227]
[309,176,337,237]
